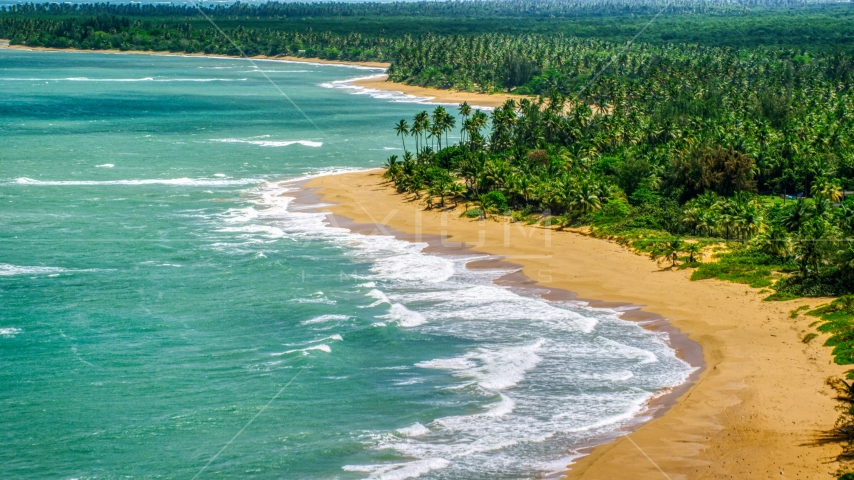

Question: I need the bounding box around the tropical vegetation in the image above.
[7,0,854,474]
[4,2,854,60]
[384,77,854,295]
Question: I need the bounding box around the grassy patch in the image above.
[765,291,799,301]
[691,247,785,288]
[803,333,819,343]
[807,296,854,365]
[461,208,482,219]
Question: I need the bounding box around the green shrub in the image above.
[462,208,483,218]
[480,191,508,213]
[592,199,631,226]
[764,291,799,301]
[776,270,854,298]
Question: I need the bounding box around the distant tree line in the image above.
[0,15,398,60]
[3,0,846,19]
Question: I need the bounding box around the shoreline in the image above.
[289,178,703,474]
[0,42,524,107]
[304,169,846,479]
[0,39,525,108]
[349,74,530,108]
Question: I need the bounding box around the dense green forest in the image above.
[3,2,854,57]
[1,0,841,18]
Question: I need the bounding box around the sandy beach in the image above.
[305,169,846,479]
[350,74,530,108]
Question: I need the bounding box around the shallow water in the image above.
[0,49,694,479]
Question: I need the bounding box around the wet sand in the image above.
[305,169,846,479]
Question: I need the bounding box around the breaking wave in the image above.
[212,174,695,479]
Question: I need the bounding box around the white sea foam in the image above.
[0,328,22,338]
[221,206,260,223]
[243,69,313,73]
[0,77,247,82]
[365,289,427,327]
[95,163,114,168]
[217,224,286,239]
[214,174,695,478]
[9,177,260,187]
[402,284,598,333]
[320,74,495,110]
[290,334,343,345]
[0,263,69,276]
[597,337,659,365]
[301,314,350,325]
[538,454,581,476]
[397,423,430,437]
[393,378,423,386]
[368,245,454,283]
[342,458,450,480]
[272,344,332,356]
[210,137,322,148]
[558,394,652,431]
[583,370,635,382]
[379,303,427,327]
[417,340,544,391]
[290,296,336,305]
[365,289,390,307]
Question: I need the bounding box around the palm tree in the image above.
[431,107,448,150]
[429,179,450,208]
[442,113,456,150]
[756,224,792,259]
[563,180,602,215]
[428,123,442,151]
[394,119,410,152]
[412,111,429,155]
[651,238,683,267]
[793,219,831,276]
[683,242,703,263]
[383,155,400,180]
[459,101,472,144]
[449,182,467,207]
[782,199,812,232]
[811,177,843,203]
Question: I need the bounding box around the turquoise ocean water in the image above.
[0,49,694,479]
